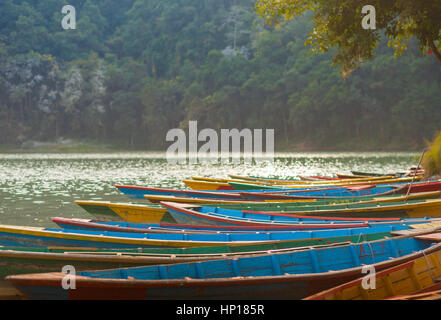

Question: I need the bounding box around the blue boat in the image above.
[115,184,405,200]
[161,202,441,227]
[7,233,441,299]
[0,218,435,249]
[241,185,407,200]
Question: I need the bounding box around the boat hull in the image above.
[8,235,441,300]
[162,201,441,227]
[305,236,441,300]
[0,225,284,249]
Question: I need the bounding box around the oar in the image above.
[405,149,427,200]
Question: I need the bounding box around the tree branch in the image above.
[428,36,441,63]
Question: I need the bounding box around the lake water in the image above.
[0,152,418,227]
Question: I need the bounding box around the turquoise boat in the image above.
[0,217,436,249]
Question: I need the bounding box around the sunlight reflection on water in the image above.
[0,152,417,227]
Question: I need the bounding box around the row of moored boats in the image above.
[3,168,441,300]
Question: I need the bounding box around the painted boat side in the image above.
[304,246,441,300]
[51,217,412,235]
[0,224,284,249]
[74,201,121,221]
[161,201,441,227]
[0,232,395,280]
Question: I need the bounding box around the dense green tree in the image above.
[0,0,439,151]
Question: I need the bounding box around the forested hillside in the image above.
[1,0,440,150]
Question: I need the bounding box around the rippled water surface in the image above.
[0,152,418,227]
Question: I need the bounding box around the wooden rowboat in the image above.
[228,177,421,191]
[336,173,387,179]
[191,175,397,185]
[0,240,373,280]
[387,288,441,300]
[144,194,316,204]
[304,231,441,300]
[145,190,440,204]
[75,192,438,224]
[182,179,389,191]
[51,216,441,235]
[7,231,441,300]
[50,217,441,236]
[3,216,439,250]
[116,179,438,200]
[185,176,419,191]
[115,183,411,201]
[161,201,441,227]
[227,174,396,184]
[183,179,235,190]
[233,199,441,220]
[299,176,342,181]
[239,181,441,200]
[115,185,245,200]
[351,171,394,177]
[0,224,287,249]
[51,216,402,233]
[0,241,362,298]
[115,184,369,201]
[75,200,174,223]
[76,196,384,223]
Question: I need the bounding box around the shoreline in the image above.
[0,138,424,154]
[0,146,421,154]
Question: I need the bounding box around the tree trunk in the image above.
[428,37,441,63]
[55,116,59,139]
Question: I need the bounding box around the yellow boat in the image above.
[305,230,441,300]
[226,174,399,184]
[209,175,400,184]
[77,192,441,225]
[183,178,282,190]
[75,201,171,223]
[107,203,173,223]
[132,192,441,224]
[388,289,441,300]
[183,176,422,191]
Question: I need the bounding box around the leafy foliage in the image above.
[0,0,440,150]
[256,0,441,75]
[422,132,441,177]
